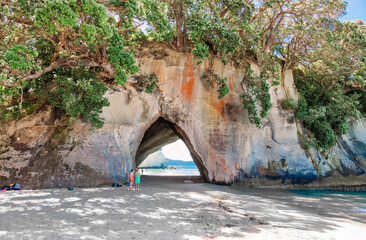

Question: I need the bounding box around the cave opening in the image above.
[135,117,209,182]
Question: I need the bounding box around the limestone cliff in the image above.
[0,46,365,188]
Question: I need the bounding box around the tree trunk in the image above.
[175,3,184,50]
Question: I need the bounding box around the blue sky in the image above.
[340,0,366,22]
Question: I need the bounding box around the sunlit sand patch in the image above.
[110,197,127,203]
[114,208,130,214]
[63,197,82,202]
[293,196,320,202]
[136,193,152,199]
[65,208,84,215]
[0,191,51,198]
[81,188,100,192]
[87,197,115,203]
[175,221,191,226]
[91,220,106,225]
[80,236,102,240]
[135,211,167,220]
[11,200,28,205]
[85,208,108,215]
[156,207,178,214]
[0,206,25,213]
[187,192,213,202]
[26,206,42,211]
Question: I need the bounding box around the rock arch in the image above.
[70,48,319,186]
[2,47,365,189]
[135,117,209,182]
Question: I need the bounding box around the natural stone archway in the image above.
[1,46,365,189]
[135,117,179,167]
[135,117,209,182]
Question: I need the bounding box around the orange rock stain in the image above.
[214,98,224,116]
[157,69,166,84]
[181,55,195,100]
[228,76,234,91]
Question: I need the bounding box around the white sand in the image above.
[0,176,365,240]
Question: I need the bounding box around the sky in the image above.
[340,0,366,22]
[161,140,193,162]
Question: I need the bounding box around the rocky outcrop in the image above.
[139,149,168,168]
[0,106,112,188]
[310,119,366,178]
[1,46,365,188]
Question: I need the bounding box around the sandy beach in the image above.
[1,176,366,240]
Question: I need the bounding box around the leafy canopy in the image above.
[0,0,365,141]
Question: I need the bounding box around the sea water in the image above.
[290,189,366,213]
[141,161,200,176]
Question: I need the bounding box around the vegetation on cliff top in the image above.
[0,0,365,148]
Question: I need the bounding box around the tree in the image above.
[0,0,141,126]
[0,0,364,140]
[295,20,366,149]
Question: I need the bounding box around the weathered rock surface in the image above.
[1,46,365,188]
[310,119,366,178]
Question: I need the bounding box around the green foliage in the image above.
[144,73,159,93]
[141,0,173,42]
[192,43,210,65]
[297,131,318,150]
[295,69,362,149]
[353,89,366,114]
[240,65,272,127]
[202,69,230,100]
[294,20,365,150]
[107,29,139,85]
[272,80,280,86]
[34,39,55,67]
[186,6,244,64]
[34,0,78,34]
[0,85,21,121]
[0,0,364,133]
[280,98,295,110]
[5,44,38,72]
[0,0,143,129]
[0,82,42,122]
[34,67,110,129]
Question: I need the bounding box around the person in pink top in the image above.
[129,169,134,191]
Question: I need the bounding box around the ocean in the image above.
[290,189,366,213]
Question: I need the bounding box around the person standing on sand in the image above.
[135,169,141,191]
[129,169,134,191]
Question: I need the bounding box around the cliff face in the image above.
[1,47,365,188]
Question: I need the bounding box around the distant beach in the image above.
[140,158,201,176]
